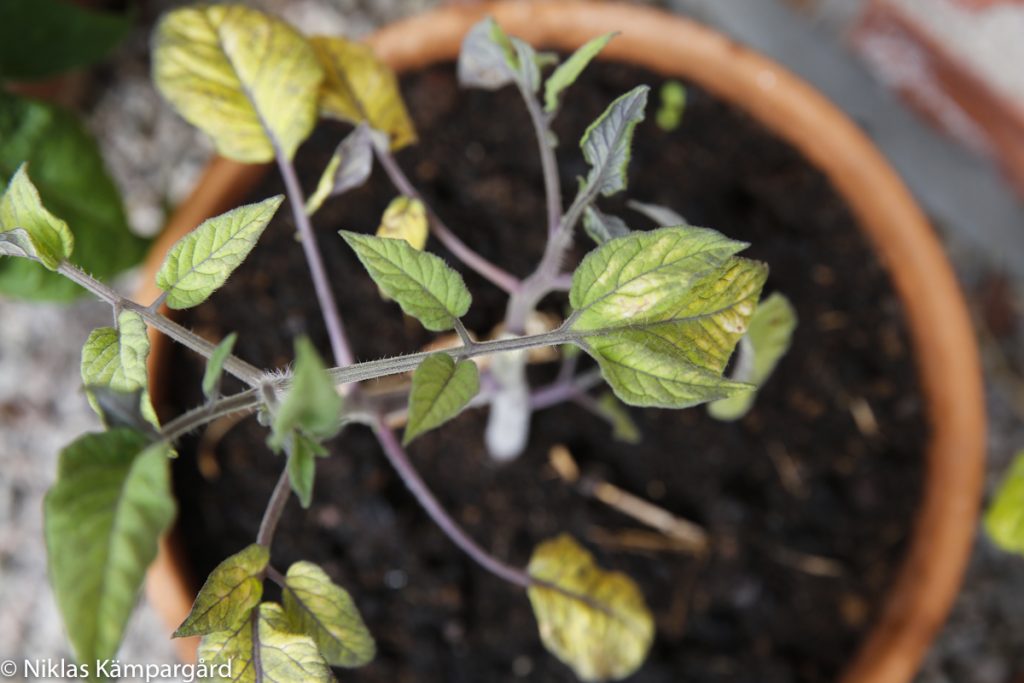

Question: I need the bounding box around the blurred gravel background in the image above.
[1,1,1022,681]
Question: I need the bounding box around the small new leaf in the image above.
[152,5,323,162]
[156,196,283,310]
[986,451,1024,555]
[709,292,797,421]
[581,86,649,198]
[311,36,416,150]
[306,124,373,215]
[81,310,157,427]
[203,333,238,400]
[527,534,654,682]
[270,337,343,451]
[0,163,73,269]
[544,33,615,113]
[457,17,518,91]
[582,205,631,245]
[403,354,480,445]
[570,227,767,408]
[627,199,689,227]
[283,561,376,667]
[287,432,324,509]
[340,231,471,331]
[597,392,641,444]
[175,544,269,638]
[45,430,175,664]
[377,196,428,250]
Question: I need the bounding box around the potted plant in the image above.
[0,2,984,683]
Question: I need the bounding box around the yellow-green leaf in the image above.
[597,392,640,444]
[283,561,375,668]
[403,353,479,445]
[152,5,323,162]
[527,534,654,682]
[175,544,269,638]
[197,616,254,683]
[45,430,175,664]
[305,124,373,216]
[270,337,343,451]
[986,451,1024,555]
[287,432,325,509]
[310,35,416,150]
[81,310,158,427]
[570,227,766,408]
[155,195,283,310]
[0,163,73,269]
[340,231,471,332]
[377,195,427,250]
[203,332,238,400]
[544,33,615,113]
[709,292,797,421]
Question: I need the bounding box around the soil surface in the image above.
[164,62,925,683]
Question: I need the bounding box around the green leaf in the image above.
[582,205,631,245]
[457,17,518,91]
[510,36,541,93]
[152,5,323,162]
[0,93,145,300]
[175,544,269,638]
[0,0,130,80]
[45,429,175,664]
[202,333,239,400]
[340,231,471,331]
[287,433,324,509]
[597,392,641,444]
[270,337,343,451]
[627,199,689,227]
[403,354,480,445]
[709,292,797,421]
[655,80,687,132]
[81,309,157,427]
[198,603,333,683]
[580,86,649,198]
[155,196,283,310]
[310,36,417,150]
[544,33,615,113]
[570,227,767,408]
[0,162,73,269]
[305,124,373,215]
[283,561,376,668]
[986,451,1024,555]
[527,534,654,682]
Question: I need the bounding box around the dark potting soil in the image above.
[164,62,925,683]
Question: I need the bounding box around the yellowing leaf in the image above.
[81,310,158,427]
[527,534,654,681]
[310,35,416,150]
[155,196,283,310]
[0,163,73,269]
[544,33,615,113]
[152,5,323,162]
[283,561,376,668]
[197,603,332,683]
[175,544,269,638]
[403,353,479,445]
[986,451,1024,555]
[377,196,427,250]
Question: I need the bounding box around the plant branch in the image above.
[257,467,292,548]
[57,261,264,386]
[159,390,262,444]
[373,146,521,294]
[518,83,562,237]
[274,153,356,368]
[372,418,531,588]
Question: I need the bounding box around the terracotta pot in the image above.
[138,2,986,681]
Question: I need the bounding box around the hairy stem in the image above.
[374,146,521,294]
[256,467,292,548]
[518,82,562,238]
[373,418,531,588]
[57,261,264,386]
[275,154,355,368]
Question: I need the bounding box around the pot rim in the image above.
[139,2,986,681]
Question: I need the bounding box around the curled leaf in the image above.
[311,35,416,150]
[306,124,373,215]
[457,17,518,91]
[377,195,428,250]
[152,5,322,162]
[544,33,615,113]
[580,86,649,198]
[81,309,157,427]
[527,534,654,681]
[0,163,73,269]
